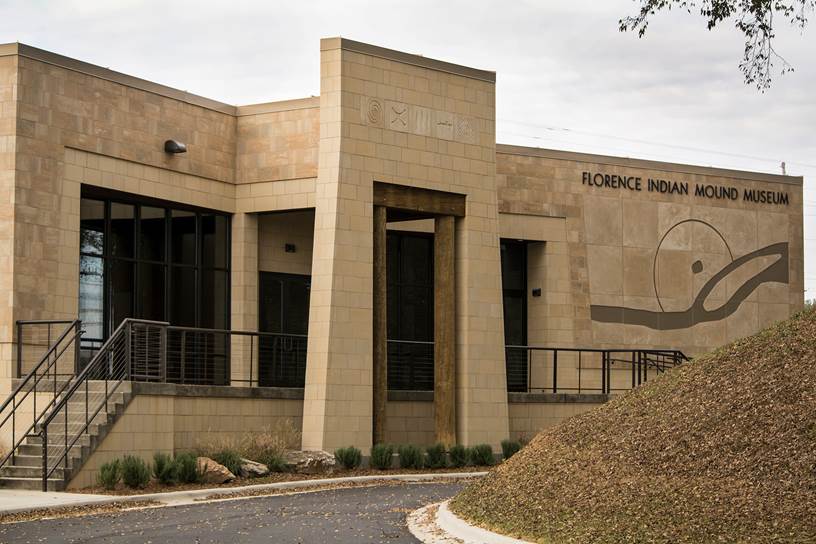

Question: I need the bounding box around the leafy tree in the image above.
[619,0,815,90]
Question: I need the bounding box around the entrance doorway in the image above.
[258,272,310,387]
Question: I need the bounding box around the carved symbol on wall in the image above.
[391,105,407,127]
[455,116,475,143]
[366,98,383,125]
[590,219,790,330]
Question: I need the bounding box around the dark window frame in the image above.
[79,187,231,345]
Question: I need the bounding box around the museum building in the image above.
[0,38,804,489]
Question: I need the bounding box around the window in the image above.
[78,193,231,344]
[387,231,434,391]
[501,240,528,392]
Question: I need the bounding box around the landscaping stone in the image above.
[238,458,269,478]
[195,457,235,484]
[284,450,336,475]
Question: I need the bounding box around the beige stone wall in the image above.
[0,55,17,389]
[258,210,315,276]
[508,401,601,441]
[68,394,303,489]
[302,38,508,453]
[3,51,238,388]
[384,401,435,446]
[497,148,804,356]
[236,99,319,184]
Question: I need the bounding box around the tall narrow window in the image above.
[387,231,434,391]
[79,200,105,342]
[501,240,528,392]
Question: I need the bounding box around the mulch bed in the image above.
[451,309,816,543]
[0,500,161,525]
[78,466,483,496]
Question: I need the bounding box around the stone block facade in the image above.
[0,39,804,468]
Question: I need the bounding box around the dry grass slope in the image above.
[451,309,816,543]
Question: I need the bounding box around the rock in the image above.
[284,450,336,475]
[196,456,235,484]
[238,458,270,478]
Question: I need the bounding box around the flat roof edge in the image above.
[236,96,320,116]
[322,37,496,84]
[496,144,803,186]
[1,42,237,115]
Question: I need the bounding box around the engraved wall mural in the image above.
[590,219,790,330]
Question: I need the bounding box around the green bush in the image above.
[370,443,394,470]
[212,449,243,476]
[469,444,495,466]
[120,455,150,489]
[334,446,362,470]
[153,452,178,485]
[425,443,448,469]
[398,444,424,469]
[449,444,469,468]
[97,459,121,490]
[175,452,200,484]
[500,439,522,460]
[256,450,287,473]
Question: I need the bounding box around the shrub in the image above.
[334,446,362,470]
[212,448,243,476]
[97,459,121,490]
[469,444,495,466]
[398,444,424,469]
[153,452,178,485]
[449,444,469,468]
[425,443,448,469]
[501,439,522,460]
[197,420,300,475]
[175,452,200,484]
[120,455,150,489]
[370,443,394,470]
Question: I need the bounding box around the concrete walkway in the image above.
[0,489,110,514]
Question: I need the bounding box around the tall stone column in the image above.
[372,206,388,445]
[230,212,258,387]
[434,215,456,446]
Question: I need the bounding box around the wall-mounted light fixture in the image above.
[532,288,542,297]
[164,139,187,154]
[285,243,296,253]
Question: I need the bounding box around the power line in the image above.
[498,118,816,173]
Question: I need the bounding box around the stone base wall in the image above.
[507,395,607,442]
[68,387,303,489]
[384,399,435,446]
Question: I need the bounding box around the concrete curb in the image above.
[408,500,533,544]
[0,472,487,516]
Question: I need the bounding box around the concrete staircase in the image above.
[0,381,133,491]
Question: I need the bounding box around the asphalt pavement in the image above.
[0,482,463,543]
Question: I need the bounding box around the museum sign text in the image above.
[580,171,789,205]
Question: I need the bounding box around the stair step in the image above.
[23,434,92,447]
[6,453,83,468]
[0,477,65,491]
[1,464,71,479]
[17,442,90,457]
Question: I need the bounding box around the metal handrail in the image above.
[40,319,166,489]
[0,320,81,470]
[505,345,688,395]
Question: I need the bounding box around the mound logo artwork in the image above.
[590,219,789,330]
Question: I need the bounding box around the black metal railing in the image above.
[16,320,80,378]
[40,318,148,490]
[0,320,82,472]
[387,339,434,391]
[78,323,308,388]
[505,346,688,395]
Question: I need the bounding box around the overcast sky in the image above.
[2,0,815,297]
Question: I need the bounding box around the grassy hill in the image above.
[451,310,816,543]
